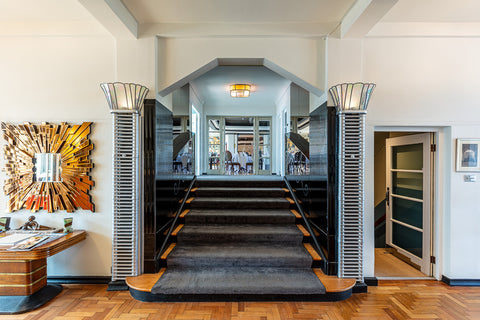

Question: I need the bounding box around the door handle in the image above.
[386,187,390,206]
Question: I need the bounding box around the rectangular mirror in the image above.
[34,153,62,182]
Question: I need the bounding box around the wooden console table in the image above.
[0,230,86,314]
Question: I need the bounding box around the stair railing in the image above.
[283,176,328,271]
[155,176,197,268]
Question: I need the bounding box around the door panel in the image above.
[392,171,423,198]
[392,143,423,170]
[391,197,423,229]
[207,117,223,174]
[256,118,271,175]
[386,133,431,274]
[392,222,423,258]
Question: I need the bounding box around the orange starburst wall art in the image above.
[2,122,95,213]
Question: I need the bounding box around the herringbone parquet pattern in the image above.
[4,281,480,320]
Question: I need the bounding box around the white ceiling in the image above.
[0,0,94,21]
[2,0,480,26]
[122,0,354,24]
[190,66,291,110]
[381,0,480,23]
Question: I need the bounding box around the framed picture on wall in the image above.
[456,139,480,171]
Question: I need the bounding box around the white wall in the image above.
[117,38,156,99]
[189,86,205,174]
[157,37,324,94]
[275,87,290,176]
[0,36,116,276]
[329,36,480,279]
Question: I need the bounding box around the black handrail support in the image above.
[155,176,197,266]
[283,176,328,271]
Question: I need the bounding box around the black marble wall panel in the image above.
[309,102,328,176]
[155,101,173,177]
[285,103,338,275]
[143,100,194,273]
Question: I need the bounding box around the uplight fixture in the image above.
[100,82,149,113]
[329,81,375,283]
[329,82,375,113]
[230,84,251,98]
[100,81,149,286]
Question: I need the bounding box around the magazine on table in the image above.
[7,234,63,251]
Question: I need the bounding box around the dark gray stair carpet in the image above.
[151,178,326,298]
[194,187,286,198]
[177,224,303,244]
[196,180,284,188]
[167,244,313,268]
[151,267,325,295]
[190,197,290,209]
[185,209,295,225]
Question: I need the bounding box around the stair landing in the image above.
[126,268,356,301]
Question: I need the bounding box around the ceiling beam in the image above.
[332,0,398,38]
[78,0,138,39]
[158,58,324,98]
[140,22,336,38]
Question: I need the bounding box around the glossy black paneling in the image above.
[309,103,328,176]
[143,100,194,273]
[285,103,338,275]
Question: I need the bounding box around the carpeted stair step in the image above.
[185,209,295,225]
[151,267,325,295]
[167,244,312,268]
[194,187,286,198]
[196,180,284,188]
[190,197,290,209]
[177,224,303,244]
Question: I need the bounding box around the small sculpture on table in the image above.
[19,216,39,231]
[18,216,55,231]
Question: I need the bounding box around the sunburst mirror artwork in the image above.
[2,122,95,213]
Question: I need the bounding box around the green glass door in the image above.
[386,133,432,275]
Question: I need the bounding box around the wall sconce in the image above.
[230,84,251,98]
[100,82,149,113]
[329,82,375,113]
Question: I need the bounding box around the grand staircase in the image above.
[126,178,355,302]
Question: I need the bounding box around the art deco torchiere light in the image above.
[328,82,375,283]
[100,82,148,289]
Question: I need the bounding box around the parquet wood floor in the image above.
[4,280,480,319]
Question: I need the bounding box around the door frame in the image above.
[206,116,224,175]
[373,126,447,280]
[385,133,431,274]
[255,117,272,175]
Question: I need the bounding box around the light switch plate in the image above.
[464,175,477,182]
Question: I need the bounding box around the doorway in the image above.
[374,131,435,278]
[207,116,272,175]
